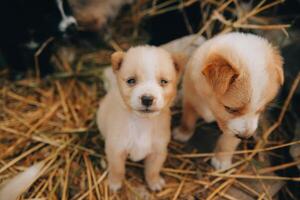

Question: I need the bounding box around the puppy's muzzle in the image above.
[235,131,253,140]
[141,95,154,107]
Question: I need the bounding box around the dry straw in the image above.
[0,0,298,199]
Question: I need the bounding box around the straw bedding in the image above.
[0,0,299,199]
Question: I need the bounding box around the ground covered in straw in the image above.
[0,59,299,200]
[1,0,300,199]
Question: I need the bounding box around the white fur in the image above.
[127,114,153,161]
[56,0,77,32]
[227,118,246,134]
[108,179,122,192]
[211,157,231,170]
[173,127,193,142]
[0,162,44,200]
[25,40,39,49]
[148,177,165,191]
[227,114,259,136]
[59,16,77,32]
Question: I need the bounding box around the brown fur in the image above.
[172,53,187,75]
[202,54,239,96]
[111,51,125,72]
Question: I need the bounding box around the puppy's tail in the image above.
[0,162,44,200]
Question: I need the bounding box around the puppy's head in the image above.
[111,46,184,117]
[202,34,284,138]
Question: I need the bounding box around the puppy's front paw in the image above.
[173,127,192,142]
[147,176,165,192]
[108,177,122,192]
[211,156,232,171]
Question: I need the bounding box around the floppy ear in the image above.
[272,48,284,85]
[202,54,239,95]
[171,53,187,75]
[276,65,284,86]
[111,51,125,72]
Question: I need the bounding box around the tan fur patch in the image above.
[180,101,197,132]
[171,53,187,75]
[202,54,251,109]
[270,47,284,85]
[221,71,251,110]
[111,51,125,72]
[202,54,239,96]
[260,47,284,108]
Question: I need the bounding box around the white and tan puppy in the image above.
[97,46,184,191]
[173,32,284,170]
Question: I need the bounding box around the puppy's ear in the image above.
[271,48,284,85]
[111,51,125,72]
[202,54,239,95]
[275,64,284,86]
[172,53,187,75]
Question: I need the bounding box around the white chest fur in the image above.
[126,115,153,161]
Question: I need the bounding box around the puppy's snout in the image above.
[235,132,252,140]
[141,95,154,107]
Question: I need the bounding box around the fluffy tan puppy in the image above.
[173,32,284,170]
[97,46,184,191]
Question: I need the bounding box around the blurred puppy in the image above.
[69,0,133,31]
[0,0,78,77]
[97,46,184,191]
[173,32,284,170]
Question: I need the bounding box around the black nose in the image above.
[235,134,251,140]
[141,95,154,107]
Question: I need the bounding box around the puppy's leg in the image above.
[145,150,167,191]
[106,149,127,192]
[173,101,197,142]
[211,133,241,170]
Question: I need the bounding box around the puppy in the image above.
[69,0,133,31]
[173,32,284,170]
[97,46,184,191]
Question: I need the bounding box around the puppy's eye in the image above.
[224,106,240,114]
[160,79,169,86]
[126,78,136,86]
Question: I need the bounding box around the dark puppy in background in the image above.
[0,0,78,77]
[0,0,135,78]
